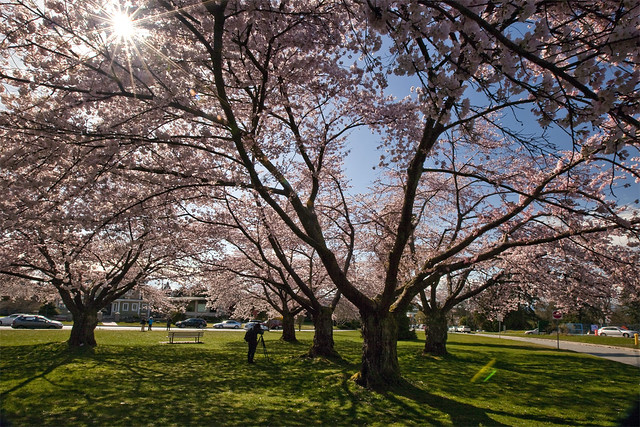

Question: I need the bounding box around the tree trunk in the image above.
[396,308,417,340]
[307,306,338,358]
[281,311,297,342]
[68,310,99,348]
[423,309,449,356]
[354,310,401,389]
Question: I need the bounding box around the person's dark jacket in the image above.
[244,324,261,343]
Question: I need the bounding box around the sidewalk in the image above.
[478,334,640,368]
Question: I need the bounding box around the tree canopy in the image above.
[1,0,638,387]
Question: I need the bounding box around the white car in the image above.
[0,313,28,326]
[597,326,638,338]
[456,325,471,333]
[213,320,242,329]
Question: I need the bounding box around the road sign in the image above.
[552,310,563,320]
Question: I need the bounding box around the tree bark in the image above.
[423,309,449,356]
[281,311,297,342]
[307,306,338,358]
[354,310,401,389]
[68,309,99,348]
[396,308,417,340]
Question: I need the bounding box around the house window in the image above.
[132,303,138,311]
[122,303,129,312]
[197,302,207,312]
[112,302,119,312]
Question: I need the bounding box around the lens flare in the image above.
[471,358,497,383]
[111,11,135,40]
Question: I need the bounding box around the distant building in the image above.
[169,296,222,319]
[55,290,151,321]
[50,291,225,321]
[106,290,150,320]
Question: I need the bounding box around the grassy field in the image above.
[484,330,640,349]
[1,330,638,426]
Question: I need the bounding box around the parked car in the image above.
[456,325,471,333]
[597,326,638,338]
[213,320,242,329]
[525,328,539,335]
[244,321,269,331]
[175,318,207,328]
[266,319,283,330]
[0,313,28,326]
[11,315,63,329]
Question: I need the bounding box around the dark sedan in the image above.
[11,315,63,329]
[175,318,207,328]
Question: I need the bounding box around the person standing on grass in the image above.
[166,317,171,331]
[244,323,261,363]
[148,316,153,331]
[140,318,146,332]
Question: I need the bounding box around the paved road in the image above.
[479,334,640,368]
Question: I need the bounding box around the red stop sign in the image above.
[552,310,563,320]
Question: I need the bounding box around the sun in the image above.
[99,1,144,44]
[111,11,136,40]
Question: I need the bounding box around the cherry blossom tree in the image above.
[345,1,639,385]
[0,190,201,347]
[1,0,638,389]
[0,111,212,348]
[480,228,640,325]
[207,265,305,342]
[354,129,638,357]
[192,191,343,355]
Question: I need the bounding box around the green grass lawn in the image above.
[1,330,638,426]
[486,330,640,349]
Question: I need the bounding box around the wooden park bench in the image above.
[167,330,204,344]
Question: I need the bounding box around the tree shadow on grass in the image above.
[1,343,232,425]
[449,340,559,353]
[384,378,600,426]
[208,338,367,424]
[398,340,639,426]
[0,343,99,426]
[383,379,508,426]
[0,343,77,399]
[4,335,634,426]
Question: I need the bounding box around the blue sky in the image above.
[344,126,639,206]
[342,73,639,207]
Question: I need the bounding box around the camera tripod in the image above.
[258,333,269,362]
